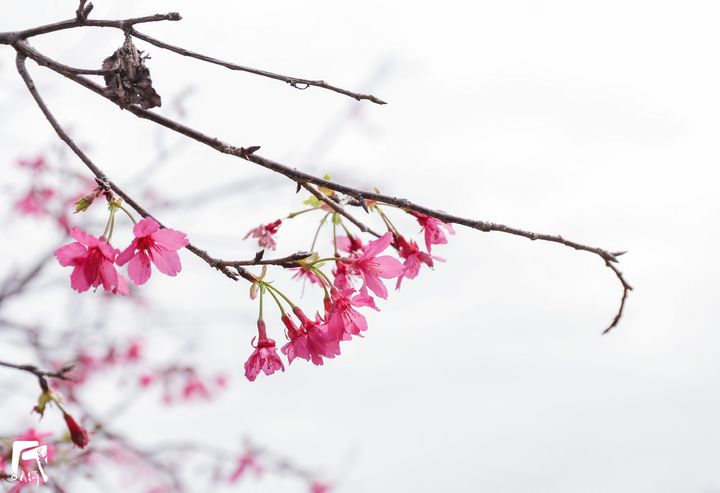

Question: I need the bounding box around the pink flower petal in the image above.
[127,250,152,285]
[149,246,182,276]
[54,242,86,266]
[133,217,160,237]
[152,228,189,250]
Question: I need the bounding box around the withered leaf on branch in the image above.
[102,35,161,110]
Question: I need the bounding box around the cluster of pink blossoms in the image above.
[243,205,454,381]
[54,216,188,295]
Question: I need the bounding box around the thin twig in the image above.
[220,251,313,268]
[300,182,382,238]
[0,13,181,44]
[0,360,75,382]
[129,28,387,105]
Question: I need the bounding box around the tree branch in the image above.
[129,28,387,105]
[14,52,255,284]
[0,360,75,382]
[300,182,382,238]
[12,32,631,333]
[219,251,313,268]
[0,13,181,44]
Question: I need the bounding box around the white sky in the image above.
[2,1,720,492]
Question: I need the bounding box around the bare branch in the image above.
[219,251,313,268]
[0,13,181,44]
[300,182,382,238]
[129,28,387,105]
[0,360,75,382]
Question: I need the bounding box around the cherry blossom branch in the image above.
[14,52,257,285]
[13,43,630,332]
[300,182,382,238]
[12,41,631,333]
[128,27,387,104]
[219,251,313,268]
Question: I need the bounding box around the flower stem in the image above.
[116,203,138,225]
[264,284,286,315]
[287,206,321,219]
[310,212,331,251]
[101,205,116,239]
[375,205,399,235]
[263,282,296,309]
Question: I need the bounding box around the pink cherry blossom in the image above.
[332,261,354,290]
[346,232,403,299]
[291,265,322,285]
[393,234,441,288]
[54,228,129,295]
[15,187,54,216]
[335,234,365,253]
[244,320,285,381]
[325,289,370,340]
[280,313,311,363]
[410,211,455,252]
[116,217,189,285]
[281,308,340,365]
[244,219,282,250]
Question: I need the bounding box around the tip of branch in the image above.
[167,12,182,21]
[369,96,387,105]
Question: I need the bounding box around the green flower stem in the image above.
[264,284,286,315]
[310,212,332,251]
[262,282,296,309]
[101,205,116,239]
[287,206,321,219]
[116,203,138,225]
[375,205,399,235]
[258,284,264,320]
[310,266,334,297]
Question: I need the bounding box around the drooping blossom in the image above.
[335,234,364,253]
[280,313,310,364]
[62,412,89,448]
[116,217,189,285]
[410,211,455,252]
[244,320,284,381]
[332,261,353,290]
[244,219,282,250]
[325,289,371,340]
[291,265,321,285]
[54,228,129,295]
[228,451,263,483]
[281,308,340,365]
[346,232,403,299]
[393,234,441,288]
[15,187,54,216]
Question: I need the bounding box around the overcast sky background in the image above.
[2,1,720,492]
